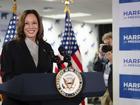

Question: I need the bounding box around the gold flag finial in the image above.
[64,0,74,14]
[12,0,17,14]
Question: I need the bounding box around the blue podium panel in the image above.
[0,72,106,103]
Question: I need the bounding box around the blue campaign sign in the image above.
[120,74,140,99]
[119,0,140,3]
[119,27,140,51]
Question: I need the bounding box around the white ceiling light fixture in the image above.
[85,19,112,24]
[43,13,91,19]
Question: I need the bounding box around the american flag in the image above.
[0,13,17,84]
[61,11,83,72]
[3,13,17,44]
[60,11,85,105]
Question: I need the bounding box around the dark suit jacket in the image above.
[93,56,108,72]
[108,65,113,101]
[1,39,54,105]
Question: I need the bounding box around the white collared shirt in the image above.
[104,62,112,87]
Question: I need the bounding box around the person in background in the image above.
[93,32,112,72]
[101,44,113,105]
[102,32,113,102]
[93,44,108,72]
[1,9,54,105]
[102,32,112,46]
[93,32,113,105]
[105,47,113,102]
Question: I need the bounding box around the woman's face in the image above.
[24,13,39,42]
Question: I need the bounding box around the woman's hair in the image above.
[16,9,44,41]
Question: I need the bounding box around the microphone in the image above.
[53,55,63,70]
[53,55,61,64]
[42,48,62,70]
[58,45,66,56]
[49,51,62,69]
[58,45,72,67]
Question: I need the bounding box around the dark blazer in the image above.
[108,65,113,101]
[93,56,108,72]
[1,40,54,105]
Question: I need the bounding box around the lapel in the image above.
[37,41,45,69]
[21,41,37,69]
[37,42,41,69]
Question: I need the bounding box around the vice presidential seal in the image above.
[56,68,83,98]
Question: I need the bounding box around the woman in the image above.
[1,9,54,105]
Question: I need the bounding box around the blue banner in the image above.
[119,27,140,50]
[120,0,140,3]
[120,74,140,99]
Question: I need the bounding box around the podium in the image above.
[0,72,106,105]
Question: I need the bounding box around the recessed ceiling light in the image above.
[85,19,112,24]
[43,13,91,19]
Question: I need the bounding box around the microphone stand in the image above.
[63,54,72,69]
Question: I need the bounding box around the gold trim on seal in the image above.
[56,68,83,98]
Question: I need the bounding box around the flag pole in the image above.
[12,0,17,14]
[62,1,86,105]
[64,0,74,14]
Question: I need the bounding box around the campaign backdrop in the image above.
[113,0,140,105]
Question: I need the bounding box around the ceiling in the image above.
[0,0,112,24]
